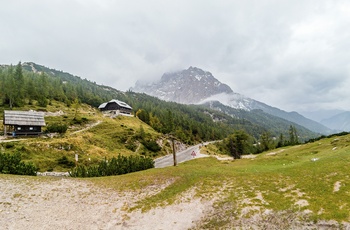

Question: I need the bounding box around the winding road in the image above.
[154,143,209,168]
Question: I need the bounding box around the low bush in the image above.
[46,123,68,134]
[69,154,154,177]
[141,140,161,152]
[125,142,137,151]
[57,156,75,167]
[4,142,15,149]
[0,152,37,176]
[71,117,89,125]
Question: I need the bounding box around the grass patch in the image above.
[86,135,350,226]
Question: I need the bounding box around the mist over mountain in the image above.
[133,66,333,135]
[320,112,350,132]
[133,67,232,104]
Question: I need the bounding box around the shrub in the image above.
[4,142,15,149]
[142,140,161,152]
[57,156,75,167]
[71,117,89,125]
[0,152,37,176]
[125,142,137,151]
[69,154,154,177]
[46,123,68,134]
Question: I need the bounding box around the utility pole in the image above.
[172,137,177,166]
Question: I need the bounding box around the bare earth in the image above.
[0,176,212,230]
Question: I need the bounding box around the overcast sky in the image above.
[1,0,350,114]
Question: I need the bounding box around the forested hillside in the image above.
[0,62,318,145]
[202,101,316,140]
[0,62,120,108]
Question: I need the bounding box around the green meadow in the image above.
[82,133,350,227]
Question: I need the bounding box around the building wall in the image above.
[14,125,42,135]
[102,102,132,114]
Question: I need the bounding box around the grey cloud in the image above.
[1,0,350,113]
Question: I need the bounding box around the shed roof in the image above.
[109,99,132,109]
[98,102,107,109]
[98,99,132,110]
[3,110,46,126]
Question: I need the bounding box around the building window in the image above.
[29,127,34,131]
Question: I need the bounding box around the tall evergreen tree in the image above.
[3,66,15,108]
[228,130,249,159]
[289,125,299,145]
[277,133,285,148]
[260,131,273,151]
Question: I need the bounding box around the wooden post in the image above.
[75,154,78,167]
[4,125,6,137]
[172,137,177,166]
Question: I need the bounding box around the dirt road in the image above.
[0,176,211,230]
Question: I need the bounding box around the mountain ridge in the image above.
[133,66,332,135]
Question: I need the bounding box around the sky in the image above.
[1,0,350,116]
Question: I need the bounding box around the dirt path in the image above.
[0,176,212,230]
[0,137,27,143]
[69,120,102,135]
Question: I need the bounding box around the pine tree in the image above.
[227,130,249,159]
[260,131,273,151]
[13,62,25,106]
[3,66,15,108]
[277,133,285,148]
[288,125,299,145]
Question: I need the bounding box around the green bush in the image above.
[0,152,37,176]
[46,123,68,134]
[69,154,154,177]
[142,140,161,152]
[57,156,75,167]
[71,117,89,125]
[4,142,15,149]
[125,142,137,151]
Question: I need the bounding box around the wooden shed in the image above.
[98,99,132,116]
[3,110,46,136]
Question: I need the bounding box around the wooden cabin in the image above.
[98,99,132,116]
[3,110,46,136]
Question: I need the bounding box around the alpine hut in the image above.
[3,110,46,136]
[98,99,132,116]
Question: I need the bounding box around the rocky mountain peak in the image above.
[133,67,233,104]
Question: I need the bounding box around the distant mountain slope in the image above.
[202,101,317,140]
[320,111,350,131]
[133,66,332,134]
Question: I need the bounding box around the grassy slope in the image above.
[89,134,350,226]
[1,101,168,171]
[1,126,349,227]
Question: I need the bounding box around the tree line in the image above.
[0,62,119,108]
[217,125,301,159]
